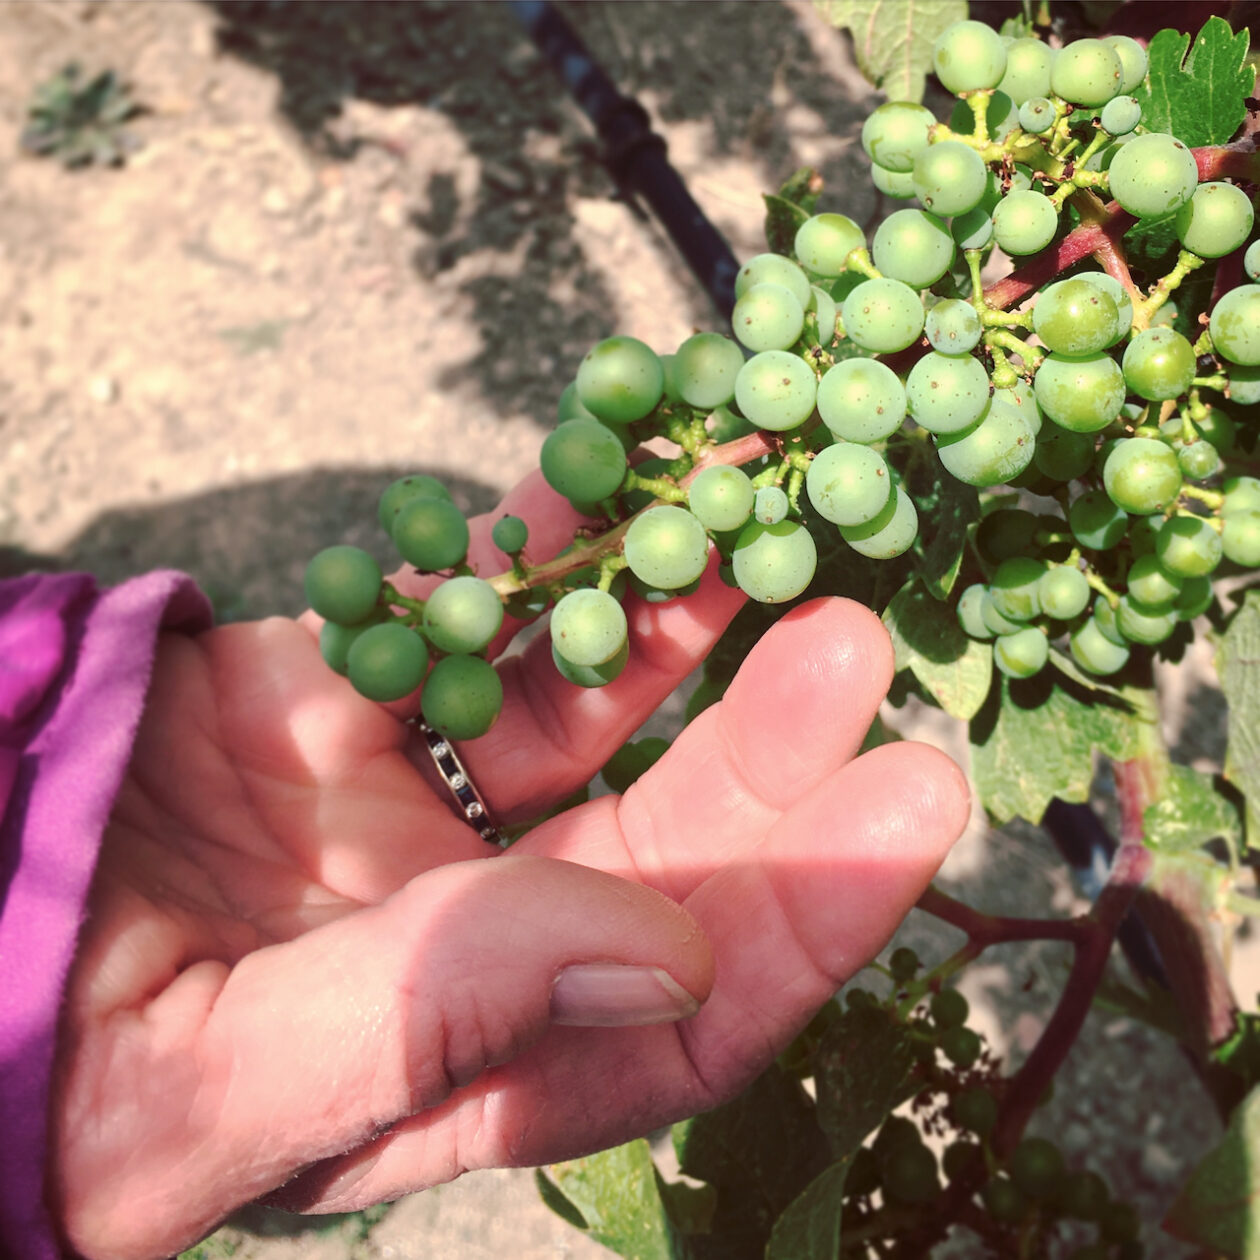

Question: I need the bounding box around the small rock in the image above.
[87,375,117,405]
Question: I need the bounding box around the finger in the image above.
[54,854,713,1260]
[265,738,969,1214]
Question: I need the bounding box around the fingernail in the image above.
[550,964,701,1027]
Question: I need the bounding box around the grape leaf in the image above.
[1143,762,1242,855]
[813,0,965,104]
[1133,17,1254,148]
[969,672,1144,825]
[919,474,978,601]
[883,581,992,720]
[1217,589,1260,849]
[765,1161,849,1260]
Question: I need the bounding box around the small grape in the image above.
[491,515,529,555]
[1176,575,1215,620]
[1177,181,1256,259]
[934,398,1036,487]
[990,556,1046,621]
[1077,270,1134,338]
[732,282,805,353]
[883,1144,941,1205]
[1051,38,1123,107]
[1034,277,1120,355]
[708,404,755,444]
[688,464,755,532]
[1058,1170,1111,1222]
[557,381,599,423]
[1100,94,1142,136]
[540,418,628,505]
[754,485,789,525]
[1071,489,1128,549]
[905,351,991,435]
[347,622,430,703]
[1103,437,1182,515]
[839,486,918,558]
[1018,96,1056,134]
[1225,475,1260,515]
[993,190,1059,257]
[624,505,710,590]
[1035,426,1095,482]
[952,1087,999,1136]
[1223,512,1260,566]
[734,350,818,431]
[982,1176,1029,1225]
[392,497,471,571]
[1039,566,1090,620]
[575,335,664,423]
[957,583,993,640]
[794,212,865,276]
[1156,514,1223,578]
[889,946,920,981]
[995,626,1050,678]
[871,161,916,200]
[913,141,989,217]
[422,575,505,655]
[305,545,383,626]
[1178,440,1223,481]
[1211,286,1260,366]
[930,987,969,1029]
[976,508,1040,563]
[319,613,384,676]
[818,357,907,442]
[672,332,744,409]
[550,586,629,669]
[1010,1137,1066,1200]
[1117,594,1178,645]
[860,101,935,173]
[1070,616,1131,675]
[941,1025,981,1068]
[999,39,1054,104]
[1033,352,1126,433]
[807,443,894,527]
[377,475,452,533]
[933,19,1007,94]
[1126,554,1182,610]
[842,278,925,353]
[731,519,818,602]
[809,285,838,344]
[926,299,983,354]
[1107,133,1199,220]
[735,253,812,308]
[872,208,955,288]
[1228,365,1260,403]
[1103,34,1148,93]
[951,206,994,251]
[553,639,629,689]
[982,591,1025,637]
[993,379,1043,435]
[1122,328,1196,401]
[1246,239,1260,281]
[420,654,504,740]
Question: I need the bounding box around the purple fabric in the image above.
[0,571,211,1258]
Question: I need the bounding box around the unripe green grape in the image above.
[1178,439,1223,481]
[1035,426,1095,482]
[1103,35,1148,93]
[840,485,918,558]
[624,505,710,590]
[1228,364,1260,403]
[872,208,955,288]
[377,474,452,533]
[871,161,916,199]
[1193,404,1236,452]
[982,1176,1029,1225]
[930,987,969,1029]
[305,545,383,625]
[1058,1169,1111,1222]
[1225,475,1260,515]
[1155,514,1223,578]
[575,335,664,424]
[734,350,818,431]
[1018,96,1056,135]
[1039,565,1090,620]
[794,212,865,277]
[1070,489,1128,549]
[1103,437,1182,515]
[1083,132,1134,174]
[906,351,991,435]
[957,583,993,639]
[346,622,430,703]
[1211,285,1260,366]
[540,418,628,504]
[754,485,789,525]
[999,38,1054,104]
[628,572,699,603]
[672,332,744,409]
[995,625,1049,678]
[861,101,935,173]
[982,590,1025,637]
[708,404,755,444]
[941,1024,982,1067]
[913,141,989,217]
[993,190,1059,256]
[688,464,755,532]
[926,298,983,353]
[1034,278,1120,355]
[993,379,1043,435]
[842,277,925,354]
[735,252,812,308]
[1034,352,1126,433]
[549,588,628,668]
[977,508,1040,563]
[990,556,1046,621]
[933,20,1007,93]
[557,380,599,423]
[1246,239,1260,281]
[806,442,894,526]
[1077,270,1134,339]
[422,575,504,655]
[1071,616,1130,675]
[1108,133,1198,220]
[1223,512,1260,566]
[951,206,994,251]
[1127,513,1163,559]
[1117,594,1177,645]
[1126,553,1182,610]
[883,1144,941,1205]
[732,282,805,353]
[392,496,471,571]
[1100,94,1142,136]
[319,612,385,676]
[491,514,529,555]
[659,353,684,405]
[1010,1137,1066,1200]
[952,1085,1000,1137]
[1177,575,1215,620]
[889,945,920,981]
[420,653,503,740]
[809,286,838,344]
[1051,38,1123,107]
[1123,328,1196,401]
[935,398,1036,486]
[732,519,817,602]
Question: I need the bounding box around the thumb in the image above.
[61,852,711,1260]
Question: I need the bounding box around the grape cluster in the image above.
[306,16,1260,738]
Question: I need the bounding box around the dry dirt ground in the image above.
[0,3,1246,1257]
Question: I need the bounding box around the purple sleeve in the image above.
[0,571,212,1258]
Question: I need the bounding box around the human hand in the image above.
[50,474,969,1260]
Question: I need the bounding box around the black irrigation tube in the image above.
[511,0,1173,997]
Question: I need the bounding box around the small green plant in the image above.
[21,63,142,168]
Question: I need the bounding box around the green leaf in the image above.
[1144,763,1242,854]
[813,0,966,104]
[969,673,1145,825]
[1133,17,1254,148]
[920,475,979,601]
[535,1167,589,1231]
[814,1002,919,1159]
[765,1161,850,1260]
[1220,590,1260,848]
[883,581,993,720]
[1215,1012,1260,1098]
[764,193,811,259]
[1164,1084,1260,1255]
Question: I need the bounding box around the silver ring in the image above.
[412,719,506,847]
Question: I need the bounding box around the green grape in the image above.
[957,582,993,639]
[672,331,744,409]
[1033,277,1120,355]
[1103,437,1182,514]
[794,212,865,276]
[392,496,471,571]
[1070,616,1130,675]
[872,208,955,289]
[734,252,812,308]
[688,464,755,532]
[1223,511,1260,565]
[842,277,925,353]
[624,505,710,589]
[1100,94,1142,136]
[1246,239,1260,281]
[553,639,630,689]
[305,545,383,625]
[1126,513,1162,559]
[1092,596,1126,646]
[1155,514,1223,578]
[1077,270,1134,338]
[377,474,452,533]
[990,555,1045,621]
[659,353,684,404]
[840,485,918,558]
[1104,35,1148,93]
[1083,132,1134,174]
[995,626,1050,678]
[550,587,628,667]
[754,485,789,525]
[982,591,1025,636]
[708,404,755,443]
[346,622,430,703]
[1058,1170,1111,1222]
[1228,364,1260,403]
[889,945,920,981]
[1107,133,1198,220]
[1178,439,1222,481]
[999,38,1054,104]
[420,653,503,740]
[1126,554,1182,609]
[1176,181,1254,258]
[806,442,894,526]
[930,987,969,1029]
[1117,594,1177,645]
[935,398,1036,486]
[933,19,1007,94]
[1018,96,1056,135]
[319,613,384,676]
[1051,38,1123,107]
[982,1176,1029,1225]
[422,575,504,655]
[977,508,1040,563]
[993,190,1058,256]
[1010,1137,1066,1200]
[557,380,599,422]
[540,417,628,504]
[993,379,1043,435]
[491,514,529,555]
[926,299,983,353]
[860,101,936,173]
[1070,489,1128,549]
[952,1086,999,1136]
[629,572,700,603]
[575,335,664,424]
[810,285,838,344]
[1122,328,1196,401]
[1038,565,1090,620]
[883,1144,941,1205]
[731,519,818,602]
[1176,575,1214,619]
[818,357,907,443]
[1193,404,1236,452]
[941,1024,981,1067]
[913,141,989,217]
[1211,286,1260,365]
[951,206,994,250]
[732,282,805,353]
[1225,475,1260,515]
[734,350,818,431]
[871,161,917,199]
[906,351,990,435]
[1033,352,1125,433]
[943,1140,984,1184]
[1034,426,1095,482]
